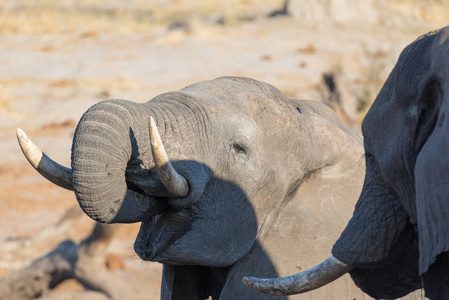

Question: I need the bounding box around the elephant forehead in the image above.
[175,94,290,138]
[181,76,290,110]
[170,77,294,140]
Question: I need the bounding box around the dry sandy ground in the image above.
[0,1,447,299]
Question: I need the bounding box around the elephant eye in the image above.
[365,153,375,164]
[232,143,247,155]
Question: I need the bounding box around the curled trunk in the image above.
[71,100,167,223]
[18,98,200,224]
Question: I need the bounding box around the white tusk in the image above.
[243,256,353,296]
[149,117,189,197]
[16,128,73,191]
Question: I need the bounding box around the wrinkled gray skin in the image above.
[330,27,449,299]
[56,77,367,299]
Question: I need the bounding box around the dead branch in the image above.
[0,223,128,300]
[0,206,85,270]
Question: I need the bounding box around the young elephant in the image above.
[19,76,366,299]
[244,27,449,300]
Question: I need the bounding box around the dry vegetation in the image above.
[0,0,281,34]
[0,0,447,299]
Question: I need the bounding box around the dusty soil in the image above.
[0,0,447,299]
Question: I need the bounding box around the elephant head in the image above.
[18,76,366,299]
[244,27,449,299]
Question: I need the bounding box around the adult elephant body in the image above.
[245,27,449,300]
[20,77,368,299]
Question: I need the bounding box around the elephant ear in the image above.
[247,99,367,298]
[292,99,363,143]
[414,27,449,298]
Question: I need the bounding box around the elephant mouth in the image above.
[134,207,193,262]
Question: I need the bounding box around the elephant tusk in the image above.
[149,117,189,197]
[242,256,353,296]
[16,128,73,191]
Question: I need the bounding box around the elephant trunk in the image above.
[329,179,421,298]
[71,100,168,224]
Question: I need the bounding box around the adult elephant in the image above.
[18,76,367,299]
[244,27,449,299]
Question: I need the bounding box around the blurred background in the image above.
[0,0,448,299]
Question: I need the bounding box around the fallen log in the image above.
[0,223,127,300]
[0,206,85,270]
